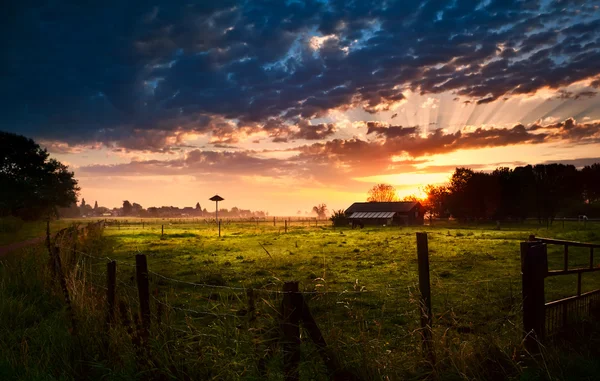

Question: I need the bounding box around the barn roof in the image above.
[345,202,420,214]
[349,212,396,219]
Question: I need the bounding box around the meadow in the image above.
[1,218,600,380]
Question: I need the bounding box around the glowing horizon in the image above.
[4,1,600,215]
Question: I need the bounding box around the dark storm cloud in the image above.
[366,122,419,138]
[2,0,600,150]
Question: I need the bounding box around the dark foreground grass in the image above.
[1,220,600,380]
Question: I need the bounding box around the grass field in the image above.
[2,218,600,380]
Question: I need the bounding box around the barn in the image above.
[345,202,425,226]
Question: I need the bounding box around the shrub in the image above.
[330,209,348,227]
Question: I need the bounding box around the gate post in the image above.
[521,242,547,350]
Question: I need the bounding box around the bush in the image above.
[330,209,349,227]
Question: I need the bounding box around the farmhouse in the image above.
[346,201,425,226]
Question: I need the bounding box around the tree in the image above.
[80,198,86,208]
[132,202,143,214]
[367,184,398,202]
[424,184,450,218]
[401,195,420,202]
[0,132,79,220]
[312,203,327,218]
[122,200,133,215]
[582,164,600,203]
[195,202,201,210]
[58,202,81,218]
[94,201,98,210]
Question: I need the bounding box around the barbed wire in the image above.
[150,294,239,318]
[430,275,518,286]
[69,250,516,300]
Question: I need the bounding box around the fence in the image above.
[522,235,600,349]
[37,223,600,378]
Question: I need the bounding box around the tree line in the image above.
[423,164,600,223]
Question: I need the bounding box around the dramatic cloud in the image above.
[2,0,600,152]
[77,119,600,186]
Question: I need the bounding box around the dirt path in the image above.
[0,236,45,257]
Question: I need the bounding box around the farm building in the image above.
[345,202,425,226]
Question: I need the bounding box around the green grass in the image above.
[1,219,600,380]
[0,217,78,246]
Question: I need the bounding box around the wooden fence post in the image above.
[300,295,344,378]
[135,254,151,340]
[53,245,77,335]
[106,261,117,326]
[416,232,435,364]
[161,224,164,237]
[274,217,276,226]
[281,281,301,381]
[284,220,288,233]
[520,242,547,351]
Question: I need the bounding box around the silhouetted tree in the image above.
[195,202,201,210]
[424,163,594,222]
[0,132,79,220]
[424,184,450,217]
[58,202,81,218]
[80,198,86,208]
[312,204,327,218]
[94,201,98,210]
[122,200,133,215]
[532,164,582,224]
[583,164,600,203]
[132,203,143,214]
[367,184,398,202]
[401,195,419,202]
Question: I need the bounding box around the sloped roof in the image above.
[345,202,420,214]
[349,212,396,219]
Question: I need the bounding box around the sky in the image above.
[2,0,600,215]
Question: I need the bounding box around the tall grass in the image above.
[1,223,600,380]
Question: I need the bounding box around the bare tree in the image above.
[312,203,327,218]
[367,184,398,202]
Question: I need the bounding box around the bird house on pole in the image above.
[209,195,224,222]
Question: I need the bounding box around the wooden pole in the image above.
[416,232,434,363]
[53,245,77,335]
[284,220,288,233]
[135,254,151,339]
[521,242,546,350]
[273,217,276,226]
[161,224,164,237]
[106,261,117,326]
[281,282,301,381]
[300,295,343,377]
